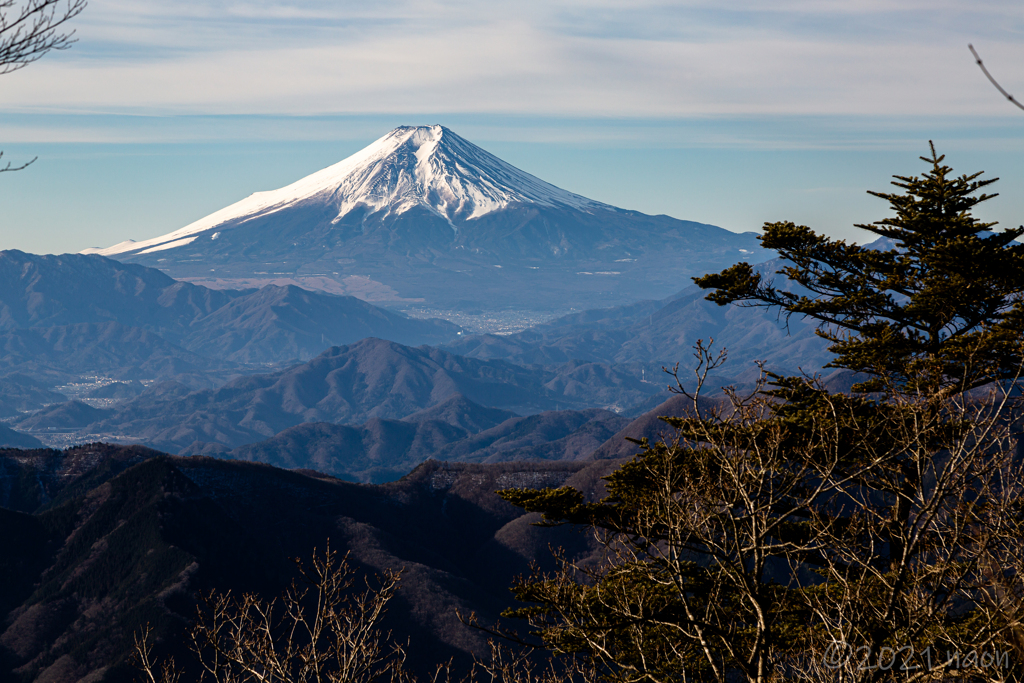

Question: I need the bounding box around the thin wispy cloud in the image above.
[3,0,1022,256]
[3,0,1020,121]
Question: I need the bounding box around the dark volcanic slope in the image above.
[122,204,765,311]
[0,447,619,683]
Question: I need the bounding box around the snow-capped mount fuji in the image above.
[89,126,611,257]
[86,125,765,311]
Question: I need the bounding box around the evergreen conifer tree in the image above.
[499,147,1024,683]
[695,143,1024,395]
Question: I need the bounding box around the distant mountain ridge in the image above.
[0,250,460,378]
[62,338,659,454]
[218,404,628,483]
[84,126,766,310]
[0,424,42,448]
[444,260,836,389]
[0,374,66,417]
[0,322,232,383]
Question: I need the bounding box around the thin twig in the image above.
[0,150,35,172]
[969,44,1024,112]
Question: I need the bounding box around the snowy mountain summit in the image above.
[87,125,608,257]
[84,125,763,311]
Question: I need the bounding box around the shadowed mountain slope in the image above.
[0,426,42,449]
[85,380,146,400]
[68,339,659,454]
[588,374,857,464]
[0,375,65,418]
[0,447,620,683]
[223,419,471,483]
[0,250,231,335]
[400,394,519,432]
[433,409,629,464]
[14,401,112,431]
[0,322,231,381]
[0,443,165,513]
[588,393,696,462]
[220,405,628,483]
[181,284,459,363]
[444,244,912,390]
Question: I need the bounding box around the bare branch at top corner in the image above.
[0,0,87,75]
[969,44,1024,112]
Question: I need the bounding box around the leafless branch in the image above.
[500,342,1024,683]
[0,0,85,173]
[969,44,1024,112]
[134,546,410,683]
[0,150,35,172]
[0,0,86,74]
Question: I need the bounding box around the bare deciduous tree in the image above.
[134,547,409,683]
[788,368,1024,683]
[501,341,1024,683]
[457,640,596,683]
[501,343,841,683]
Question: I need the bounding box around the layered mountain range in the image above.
[0,125,861,683]
[0,383,753,682]
[223,404,628,483]
[15,338,658,457]
[0,250,459,380]
[85,126,765,311]
[0,248,842,461]
[443,259,837,389]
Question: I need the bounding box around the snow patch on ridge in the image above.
[87,125,612,257]
[81,239,135,255]
[138,236,199,254]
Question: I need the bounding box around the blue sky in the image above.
[1,0,1022,254]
